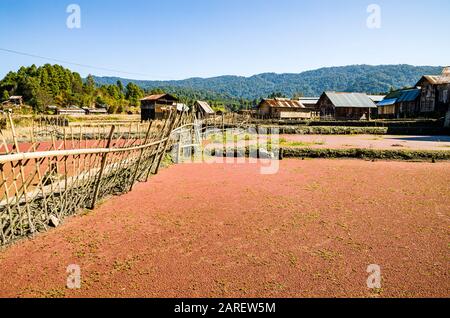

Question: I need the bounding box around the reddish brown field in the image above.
[0,159,449,298]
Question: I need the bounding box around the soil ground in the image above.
[0,159,449,298]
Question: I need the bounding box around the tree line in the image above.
[0,64,149,114]
[0,64,262,114]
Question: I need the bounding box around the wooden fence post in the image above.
[129,121,153,191]
[152,111,182,175]
[90,125,115,209]
[144,111,175,181]
[7,113,35,233]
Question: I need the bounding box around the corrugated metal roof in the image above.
[324,92,377,108]
[298,97,319,105]
[262,98,305,109]
[396,89,421,103]
[196,100,215,114]
[140,94,178,101]
[377,98,397,106]
[368,95,386,103]
[417,75,450,85]
[379,88,420,106]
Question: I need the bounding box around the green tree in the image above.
[84,74,96,95]
[116,80,124,93]
[267,92,286,99]
[126,82,144,106]
[2,90,9,102]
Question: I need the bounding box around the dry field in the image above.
[0,159,449,298]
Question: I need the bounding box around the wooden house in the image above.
[416,67,450,117]
[257,98,314,119]
[1,96,23,108]
[377,88,421,118]
[82,107,108,115]
[57,106,86,116]
[368,95,386,104]
[9,96,23,106]
[316,92,377,120]
[298,97,320,109]
[140,94,179,121]
[194,101,215,119]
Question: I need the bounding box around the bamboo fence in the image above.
[0,111,191,246]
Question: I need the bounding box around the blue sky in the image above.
[0,0,449,80]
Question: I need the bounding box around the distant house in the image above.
[377,88,421,118]
[368,95,386,104]
[257,98,315,119]
[298,97,320,109]
[416,67,450,117]
[316,92,377,120]
[57,106,86,116]
[140,94,179,121]
[1,96,23,108]
[194,101,215,119]
[9,96,23,106]
[83,107,108,115]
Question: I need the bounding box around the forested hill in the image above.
[93,64,443,99]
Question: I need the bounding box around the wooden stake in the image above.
[129,121,153,191]
[90,125,115,209]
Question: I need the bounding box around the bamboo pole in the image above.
[129,121,153,191]
[90,125,115,209]
[153,111,181,175]
[7,113,35,233]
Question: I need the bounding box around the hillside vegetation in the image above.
[93,64,442,99]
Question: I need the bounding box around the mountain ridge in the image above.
[92,64,444,100]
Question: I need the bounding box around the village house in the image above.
[368,95,386,104]
[316,92,377,120]
[257,98,315,120]
[82,107,108,115]
[298,97,320,109]
[8,96,23,106]
[194,100,215,119]
[1,96,23,108]
[140,93,179,121]
[415,67,450,117]
[377,88,421,119]
[56,106,86,116]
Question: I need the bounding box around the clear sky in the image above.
[0,0,449,80]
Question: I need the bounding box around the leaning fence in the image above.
[0,111,191,246]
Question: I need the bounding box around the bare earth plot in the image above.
[0,159,449,298]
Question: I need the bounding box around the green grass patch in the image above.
[283,147,450,161]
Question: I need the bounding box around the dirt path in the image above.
[281,134,450,151]
[0,159,449,298]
